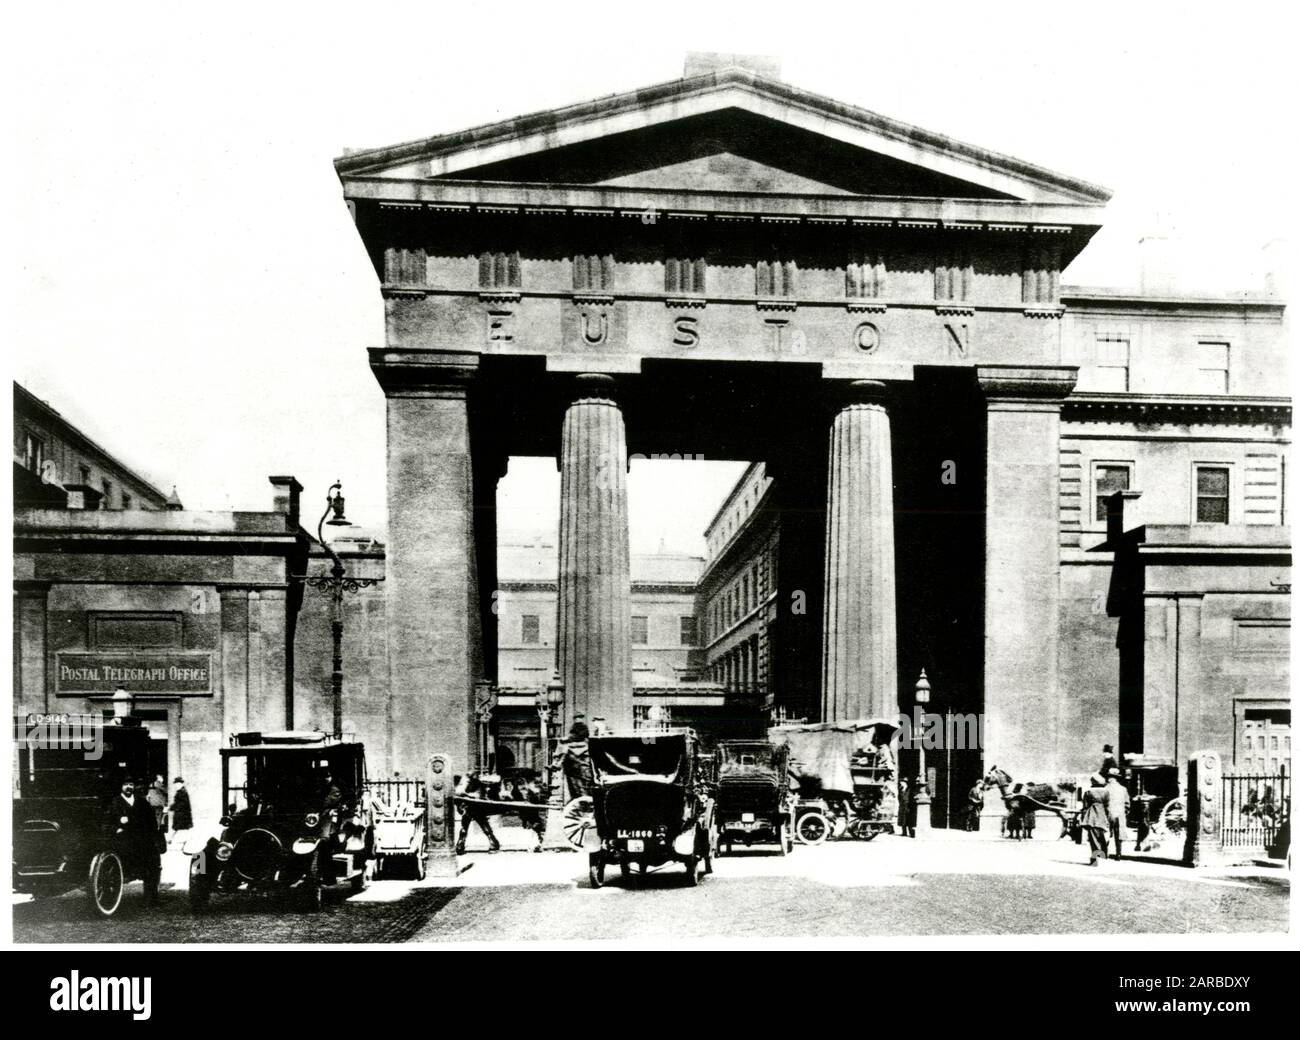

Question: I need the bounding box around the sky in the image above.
[6,0,1294,556]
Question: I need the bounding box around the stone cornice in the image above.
[367,348,480,397]
[344,179,1105,239]
[1063,394,1292,426]
[976,365,1078,401]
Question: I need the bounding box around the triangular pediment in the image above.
[337,69,1110,206]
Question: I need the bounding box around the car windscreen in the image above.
[718,744,778,776]
[590,738,686,779]
[245,752,355,810]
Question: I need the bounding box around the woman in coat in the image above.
[1081,774,1110,866]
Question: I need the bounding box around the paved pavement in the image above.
[12,828,1289,943]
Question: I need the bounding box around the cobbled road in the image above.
[12,834,1288,943]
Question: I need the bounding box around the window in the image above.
[631,616,649,645]
[1094,464,1132,522]
[121,493,132,510]
[22,431,44,474]
[79,464,91,484]
[521,614,540,645]
[1194,341,1229,394]
[101,479,114,508]
[1092,337,1130,392]
[742,574,750,613]
[679,616,697,646]
[1196,466,1230,524]
[479,250,521,290]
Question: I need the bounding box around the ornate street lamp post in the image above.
[299,482,381,739]
[537,670,565,786]
[913,668,933,836]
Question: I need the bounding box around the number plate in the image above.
[742,813,755,823]
[626,839,644,852]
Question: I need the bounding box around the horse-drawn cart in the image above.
[771,718,900,844]
[367,780,427,880]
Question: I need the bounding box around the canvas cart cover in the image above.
[770,718,900,795]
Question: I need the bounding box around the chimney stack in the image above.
[269,475,303,528]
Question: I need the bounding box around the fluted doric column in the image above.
[822,380,898,721]
[557,374,632,731]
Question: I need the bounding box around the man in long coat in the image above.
[107,778,162,906]
[1081,774,1110,866]
[1104,770,1131,860]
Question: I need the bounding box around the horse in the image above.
[983,766,1077,839]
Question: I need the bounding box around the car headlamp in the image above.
[304,812,321,829]
[215,842,233,862]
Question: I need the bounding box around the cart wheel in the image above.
[702,829,714,876]
[682,855,699,886]
[414,852,427,881]
[588,852,605,889]
[784,820,795,854]
[87,851,125,917]
[796,812,831,846]
[776,821,789,856]
[862,830,878,842]
[188,855,211,913]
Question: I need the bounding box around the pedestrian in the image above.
[168,776,193,847]
[108,779,162,906]
[454,771,502,854]
[146,774,167,832]
[561,721,594,802]
[517,774,547,852]
[1104,769,1130,859]
[1081,774,1109,866]
[966,780,984,832]
[1099,744,1119,778]
[898,776,914,838]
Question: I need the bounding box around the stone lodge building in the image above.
[333,54,1290,784]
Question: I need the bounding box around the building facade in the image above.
[327,54,1288,787]
[14,382,177,512]
[13,477,310,820]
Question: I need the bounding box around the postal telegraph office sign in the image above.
[54,652,214,695]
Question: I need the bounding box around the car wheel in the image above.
[777,821,789,856]
[619,856,631,879]
[797,811,831,846]
[87,852,125,917]
[588,853,605,889]
[702,829,714,876]
[188,855,211,913]
[682,855,699,887]
[350,870,365,895]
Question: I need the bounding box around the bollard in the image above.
[424,754,460,877]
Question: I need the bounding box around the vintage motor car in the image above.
[13,714,158,917]
[771,718,900,844]
[188,731,373,912]
[586,728,716,888]
[714,740,795,855]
